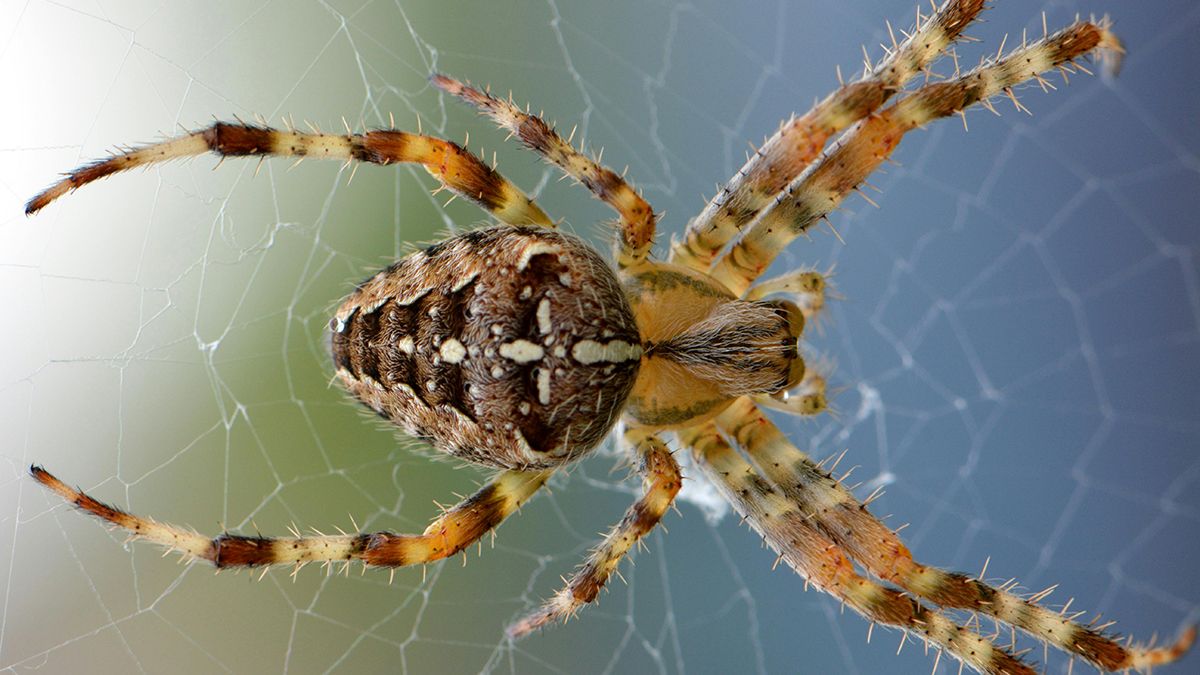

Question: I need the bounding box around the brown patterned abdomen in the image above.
[330,225,640,470]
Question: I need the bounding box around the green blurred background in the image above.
[3,1,1198,673]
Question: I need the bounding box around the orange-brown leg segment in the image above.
[714,398,1196,672]
[679,423,1037,675]
[432,74,656,268]
[30,465,551,570]
[507,432,681,638]
[25,121,551,225]
[711,19,1124,295]
[669,0,987,271]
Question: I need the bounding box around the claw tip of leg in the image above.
[1175,624,1197,654]
[30,464,52,484]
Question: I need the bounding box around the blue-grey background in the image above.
[2,1,1197,673]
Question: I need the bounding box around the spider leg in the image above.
[714,398,1197,672]
[710,19,1124,295]
[30,465,551,569]
[746,267,828,312]
[506,430,681,639]
[754,362,829,417]
[669,0,987,271]
[25,122,551,225]
[432,74,656,268]
[679,422,1037,675]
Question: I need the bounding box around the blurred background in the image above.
[2,0,1197,673]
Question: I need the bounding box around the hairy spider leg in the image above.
[24,122,551,226]
[507,432,681,638]
[669,0,988,271]
[30,465,550,569]
[715,398,1196,672]
[431,74,656,268]
[679,423,1037,675]
[711,19,1123,295]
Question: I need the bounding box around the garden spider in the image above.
[25,1,1195,672]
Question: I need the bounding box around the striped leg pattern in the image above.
[25,121,551,225]
[679,422,1037,675]
[507,432,681,638]
[30,465,550,571]
[711,18,1123,295]
[432,74,657,268]
[713,398,1196,672]
[669,0,988,271]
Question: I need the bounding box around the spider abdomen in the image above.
[330,225,640,469]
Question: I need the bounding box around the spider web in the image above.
[3,0,1198,673]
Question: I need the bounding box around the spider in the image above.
[24,2,1196,673]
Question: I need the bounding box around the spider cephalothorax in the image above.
[623,262,805,427]
[25,2,1195,673]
